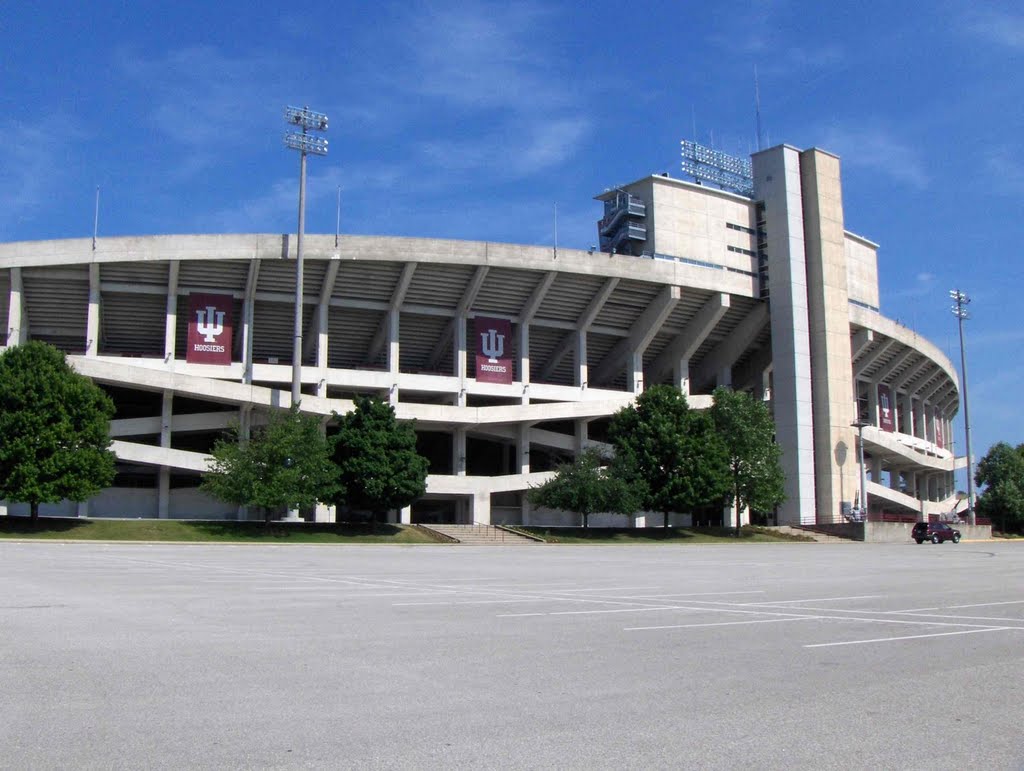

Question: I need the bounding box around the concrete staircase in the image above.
[421,524,542,545]
[768,525,858,543]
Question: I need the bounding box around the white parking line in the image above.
[626,616,818,631]
[804,627,1014,648]
[946,600,1024,609]
[746,594,882,605]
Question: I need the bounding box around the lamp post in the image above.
[284,106,329,407]
[851,418,870,521]
[950,289,975,526]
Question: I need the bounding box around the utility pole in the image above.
[950,289,975,526]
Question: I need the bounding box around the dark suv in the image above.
[912,522,961,544]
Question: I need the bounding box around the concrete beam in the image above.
[519,271,557,323]
[591,285,680,385]
[873,347,915,386]
[539,277,620,381]
[690,303,769,392]
[303,257,341,361]
[648,293,730,383]
[850,328,874,362]
[855,337,894,377]
[426,266,490,371]
[366,262,417,364]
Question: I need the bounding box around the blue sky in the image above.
[2,0,1022,472]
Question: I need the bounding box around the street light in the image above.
[284,106,328,407]
[851,418,870,521]
[950,289,975,526]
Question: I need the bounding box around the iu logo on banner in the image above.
[187,293,233,365]
[475,317,513,384]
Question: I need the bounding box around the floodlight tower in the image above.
[950,289,975,526]
[284,106,328,406]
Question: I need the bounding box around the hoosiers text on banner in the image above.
[187,293,233,365]
[475,317,513,384]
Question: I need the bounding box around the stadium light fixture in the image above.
[283,105,328,409]
[950,289,975,526]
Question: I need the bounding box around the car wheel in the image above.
[952,534,960,543]
[915,538,924,544]
[932,534,940,544]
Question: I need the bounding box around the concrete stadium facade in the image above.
[0,144,964,526]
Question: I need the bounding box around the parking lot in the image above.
[1,540,1022,769]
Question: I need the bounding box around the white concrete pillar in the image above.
[472,491,491,525]
[900,393,913,436]
[629,350,643,394]
[7,267,24,345]
[576,329,588,389]
[454,428,467,476]
[519,322,530,405]
[456,312,467,385]
[574,420,588,456]
[867,380,879,425]
[674,357,690,395]
[158,391,173,519]
[86,263,100,356]
[871,456,882,486]
[400,505,412,524]
[517,423,531,474]
[77,500,89,517]
[158,467,170,520]
[388,308,400,406]
[0,500,7,516]
[913,398,925,439]
[164,261,179,365]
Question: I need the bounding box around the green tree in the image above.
[608,385,730,528]
[528,447,640,528]
[710,386,786,532]
[328,396,428,525]
[201,405,340,520]
[0,341,116,519]
[975,442,1024,534]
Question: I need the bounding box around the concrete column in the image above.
[7,267,24,345]
[454,428,467,476]
[400,505,412,524]
[913,398,925,439]
[77,500,90,517]
[752,146,816,526]
[889,468,902,492]
[674,358,690,395]
[164,261,179,365]
[158,391,173,519]
[455,312,467,384]
[237,406,252,521]
[388,308,400,406]
[574,420,588,456]
[315,301,330,400]
[472,491,491,525]
[867,380,878,425]
[629,350,643,394]
[576,329,588,389]
[86,263,100,356]
[871,456,883,486]
[519,322,530,405]
[516,423,530,474]
[717,366,732,389]
[900,392,913,436]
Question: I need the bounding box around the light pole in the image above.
[851,418,870,521]
[284,106,328,407]
[950,289,975,526]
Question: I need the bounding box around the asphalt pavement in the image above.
[1,540,1021,770]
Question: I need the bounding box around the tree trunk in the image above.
[582,511,589,529]
[30,501,39,521]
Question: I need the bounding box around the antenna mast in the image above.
[754,65,763,151]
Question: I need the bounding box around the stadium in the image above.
[0,143,967,528]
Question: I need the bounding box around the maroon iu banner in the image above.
[187,293,233,365]
[877,384,895,432]
[475,317,513,384]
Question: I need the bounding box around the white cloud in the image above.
[964,9,1024,50]
[0,121,75,236]
[817,124,929,189]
